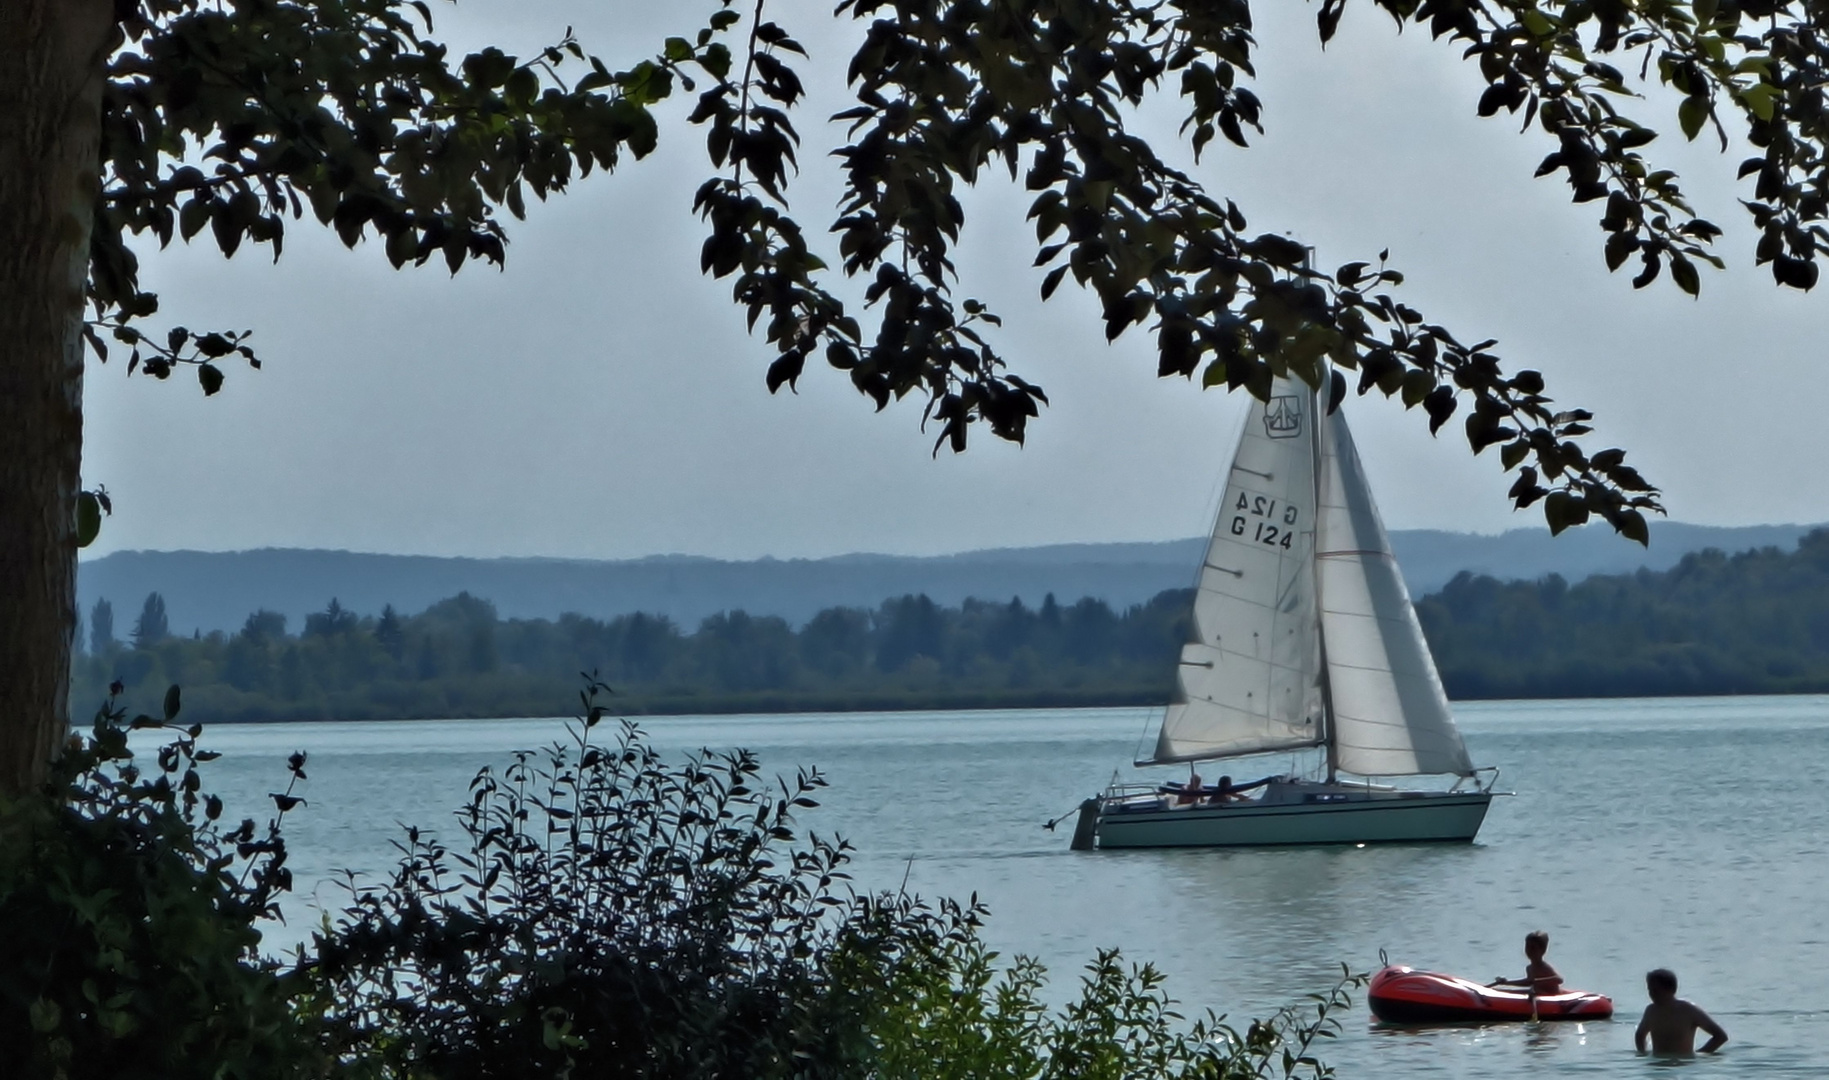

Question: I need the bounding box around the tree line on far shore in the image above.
[73,528,1829,723]
[1418,529,1829,698]
[72,588,1193,723]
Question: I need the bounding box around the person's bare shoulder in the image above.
[1683,1000,1727,1030]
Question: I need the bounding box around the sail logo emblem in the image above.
[1263,395,1303,439]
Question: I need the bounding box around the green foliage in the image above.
[310,681,1365,1078]
[684,0,1755,536]
[4,679,1360,1079]
[852,937,1364,1080]
[96,1,1829,533]
[0,692,315,1080]
[88,598,115,656]
[74,488,111,549]
[1420,529,1829,697]
[314,681,935,1078]
[88,1,740,385]
[130,591,169,649]
[73,589,1193,722]
[81,530,1829,720]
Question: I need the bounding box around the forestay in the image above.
[1316,408,1475,777]
[1146,378,1325,765]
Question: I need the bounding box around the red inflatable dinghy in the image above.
[1368,965,1613,1024]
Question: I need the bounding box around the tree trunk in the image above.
[0,1,113,798]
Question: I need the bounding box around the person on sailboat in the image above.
[1491,930,1563,994]
[1174,772,1204,806]
[1208,775,1251,804]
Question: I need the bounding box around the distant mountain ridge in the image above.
[78,522,1825,637]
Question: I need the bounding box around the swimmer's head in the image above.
[1646,968,1678,1001]
[1524,930,1549,959]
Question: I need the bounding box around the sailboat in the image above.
[1068,376,1497,850]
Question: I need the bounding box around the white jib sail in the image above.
[1147,378,1325,765]
[1316,406,1475,777]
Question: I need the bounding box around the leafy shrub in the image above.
[311,680,967,1079]
[311,681,1363,1080]
[4,678,1359,1080]
[0,689,317,1080]
[842,935,1362,1080]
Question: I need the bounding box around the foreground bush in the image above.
[312,680,938,1078]
[0,691,318,1080]
[313,682,1362,1079]
[848,935,1361,1080]
[5,681,1360,1079]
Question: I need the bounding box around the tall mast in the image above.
[1310,376,1340,784]
[1317,634,1340,783]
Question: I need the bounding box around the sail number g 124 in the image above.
[1230,492,1298,550]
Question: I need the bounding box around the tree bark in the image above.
[0,0,113,798]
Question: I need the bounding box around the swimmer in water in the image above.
[1491,930,1563,994]
[1635,968,1727,1055]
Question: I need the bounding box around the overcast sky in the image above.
[78,0,1825,562]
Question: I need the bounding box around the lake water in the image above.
[187,696,1829,1077]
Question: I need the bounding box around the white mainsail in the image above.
[1145,378,1326,765]
[1316,407,1475,777]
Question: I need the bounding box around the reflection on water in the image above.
[188,696,1829,1077]
[1370,1019,1591,1057]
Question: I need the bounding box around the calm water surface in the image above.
[191,696,1829,1077]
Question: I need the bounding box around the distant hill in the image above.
[78,521,1824,636]
[1390,521,1820,594]
[76,543,1201,638]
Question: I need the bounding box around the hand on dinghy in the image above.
[1367,965,1613,1024]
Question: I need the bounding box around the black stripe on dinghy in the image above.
[1368,998,1600,1024]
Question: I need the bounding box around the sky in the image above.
[78,1,1826,562]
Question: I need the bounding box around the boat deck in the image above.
[1092,781,1492,848]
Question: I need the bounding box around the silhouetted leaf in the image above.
[76,492,104,548]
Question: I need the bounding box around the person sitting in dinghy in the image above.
[1490,930,1563,994]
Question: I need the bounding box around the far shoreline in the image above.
[101,685,1829,727]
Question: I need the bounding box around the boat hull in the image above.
[1090,786,1491,849]
[1368,965,1613,1024]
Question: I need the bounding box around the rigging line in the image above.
[1131,704,1162,767]
[1332,721,1434,736]
[1197,649,1325,675]
[1271,550,1309,610]
[1324,658,1426,674]
[1319,613,1426,633]
[1043,802,1086,831]
[1195,593,1299,617]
